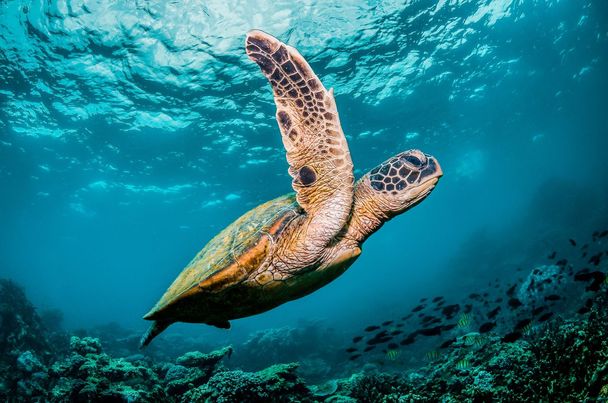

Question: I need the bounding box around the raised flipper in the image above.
[245,30,354,218]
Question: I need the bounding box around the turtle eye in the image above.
[403,155,422,167]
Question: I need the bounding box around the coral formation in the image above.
[1,277,607,401]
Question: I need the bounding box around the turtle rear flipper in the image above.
[139,320,172,349]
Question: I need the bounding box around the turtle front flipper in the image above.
[246,30,354,235]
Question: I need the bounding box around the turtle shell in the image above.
[144,193,301,321]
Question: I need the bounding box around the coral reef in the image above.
[1,277,607,402]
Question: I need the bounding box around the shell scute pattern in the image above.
[151,194,300,311]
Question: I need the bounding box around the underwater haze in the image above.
[1,0,608,400]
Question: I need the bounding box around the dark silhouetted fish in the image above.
[588,252,603,266]
[599,230,608,238]
[544,294,561,301]
[417,326,443,337]
[439,338,455,349]
[365,325,380,332]
[538,312,553,322]
[556,258,568,267]
[502,332,522,343]
[346,347,357,353]
[548,251,556,259]
[569,238,577,246]
[388,342,398,349]
[574,270,606,292]
[441,324,457,331]
[479,322,496,333]
[420,297,428,303]
[487,306,501,319]
[391,330,403,336]
[508,298,523,309]
[577,306,590,315]
[432,296,444,303]
[442,304,460,319]
[400,336,416,346]
[402,313,414,321]
[364,346,375,352]
[353,336,363,343]
[468,293,482,300]
[531,306,546,316]
[349,354,361,360]
[412,304,425,313]
[382,320,394,327]
[506,284,517,297]
[515,318,532,331]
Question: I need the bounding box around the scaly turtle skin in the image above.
[141,30,443,347]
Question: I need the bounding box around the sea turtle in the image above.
[140,30,442,347]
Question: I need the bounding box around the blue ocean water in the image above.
[1,0,607,378]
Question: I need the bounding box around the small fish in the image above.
[599,230,608,238]
[462,333,484,347]
[345,347,358,353]
[456,358,470,370]
[538,312,554,322]
[577,306,590,315]
[349,354,361,360]
[364,345,375,352]
[442,304,460,319]
[588,252,603,266]
[387,342,399,349]
[487,306,501,319]
[556,258,568,267]
[400,336,416,346]
[548,251,557,259]
[391,330,403,336]
[515,318,532,331]
[569,238,577,246]
[479,322,496,333]
[502,331,522,343]
[420,298,428,303]
[412,304,426,313]
[418,326,443,337]
[425,350,440,361]
[402,313,414,321]
[508,298,523,309]
[432,296,444,303]
[439,338,455,349]
[386,349,401,361]
[382,320,394,326]
[457,313,471,328]
[353,336,363,343]
[365,325,380,332]
[468,293,482,300]
[441,324,457,331]
[544,294,561,301]
[531,306,546,316]
[506,284,517,297]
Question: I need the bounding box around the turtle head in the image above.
[346,150,442,243]
[366,149,442,216]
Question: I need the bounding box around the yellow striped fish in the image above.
[457,313,471,328]
[463,333,487,347]
[425,350,440,361]
[456,358,470,370]
[386,349,401,361]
